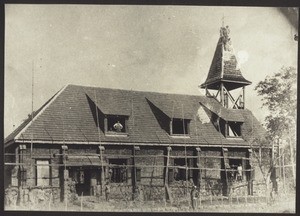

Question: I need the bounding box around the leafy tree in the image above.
[255,66,297,187]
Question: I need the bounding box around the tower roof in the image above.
[200,26,252,91]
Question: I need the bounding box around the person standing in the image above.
[105,182,110,202]
[190,186,198,210]
[237,164,243,181]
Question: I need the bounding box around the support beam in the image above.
[196,147,201,189]
[220,83,224,106]
[165,147,172,186]
[132,146,140,191]
[98,145,105,196]
[242,86,245,109]
[222,86,239,109]
[222,148,229,196]
[215,89,220,99]
[19,144,27,188]
[164,147,173,203]
[247,149,253,195]
[61,145,69,204]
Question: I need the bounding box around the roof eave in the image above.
[14,139,252,148]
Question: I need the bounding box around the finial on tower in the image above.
[200,23,252,108]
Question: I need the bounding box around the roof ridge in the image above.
[70,84,206,98]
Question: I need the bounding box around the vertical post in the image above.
[30,60,34,190]
[196,147,201,189]
[225,121,229,137]
[220,83,224,106]
[247,149,253,196]
[164,147,172,203]
[242,86,245,109]
[224,92,228,108]
[98,146,105,196]
[19,145,27,187]
[30,142,33,187]
[19,144,27,206]
[133,146,140,200]
[165,147,171,186]
[62,145,69,205]
[14,146,20,187]
[133,146,136,196]
[169,120,173,135]
[222,148,229,196]
[104,116,108,133]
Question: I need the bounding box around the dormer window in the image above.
[105,115,128,134]
[214,117,242,138]
[227,121,242,137]
[170,118,190,136]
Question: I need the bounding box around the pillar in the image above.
[222,148,230,196]
[19,144,27,206]
[61,145,69,203]
[98,145,105,196]
[247,148,254,195]
[132,146,140,200]
[242,86,245,109]
[196,147,201,189]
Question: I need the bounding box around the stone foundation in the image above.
[4,186,61,208]
[169,180,195,200]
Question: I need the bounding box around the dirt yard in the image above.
[5,193,295,213]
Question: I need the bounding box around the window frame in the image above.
[104,115,129,135]
[172,158,193,181]
[35,159,51,186]
[226,121,242,138]
[170,118,191,136]
[108,159,128,183]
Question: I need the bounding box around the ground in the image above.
[5,192,295,213]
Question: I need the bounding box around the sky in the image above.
[4,5,298,137]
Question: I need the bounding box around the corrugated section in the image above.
[199,97,244,122]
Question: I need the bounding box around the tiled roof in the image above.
[200,37,252,90]
[5,84,264,147]
[86,89,132,116]
[4,90,60,144]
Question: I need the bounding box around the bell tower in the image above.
[200,25,251,109]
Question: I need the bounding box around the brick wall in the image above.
[6,143,266,204]
[136,148,164,186]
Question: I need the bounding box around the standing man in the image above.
[237,164,243,181]
[190,186,198,210]
[105,182,110,202]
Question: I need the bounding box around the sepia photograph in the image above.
[4,4,298,213]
